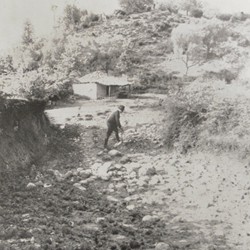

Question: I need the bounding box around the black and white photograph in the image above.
[0,0,250,249]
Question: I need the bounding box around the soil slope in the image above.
[0,95,246,250]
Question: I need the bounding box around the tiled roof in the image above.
[78,71,131,86]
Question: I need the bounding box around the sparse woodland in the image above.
[1,0,249,156]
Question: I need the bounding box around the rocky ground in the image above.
[0,94,249,250]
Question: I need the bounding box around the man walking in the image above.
[104,105,125,149]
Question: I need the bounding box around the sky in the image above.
[0,0,250,55]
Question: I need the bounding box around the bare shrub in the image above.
[119,0,155,14]
[216,13,232,21]
[190,8,203,18]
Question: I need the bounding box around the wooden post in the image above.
[108,86,111,97]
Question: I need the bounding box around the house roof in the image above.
[77,71,131,86]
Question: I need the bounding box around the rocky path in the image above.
[0,95,247,249]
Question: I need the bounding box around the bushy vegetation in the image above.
[119,0,155,14]
[180,0,202,16]
[157,1,179,14]
[190,8,203,18]
[216,13,232,21]
[163,76,250,157]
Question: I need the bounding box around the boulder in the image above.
[142,215,160,222]
[52,170,64,182]
[83,223,99,232]
[155,242,170,250]
[80,176,97,185]
[97,151,104,156]
[107,196,120,202]
[78,169,92,179]
[126,205,135,210]
[26,182,36,190]
[102,155,112,161]
[137,176,150,187]
[85,114,93,120]
[146,167,157,176]
[110,234,128,243]
[124,194,140,202]
[128,171,137,179]
[91,162,103,174]
[138,164,155,176]
[96,217,105,224]
[64,170,74,179]
[92,162,113,180]
[126,162,141,174]
[73,183,86,192]
[35,181,44,187]
[108,149,123,157]
[148,175,162,185]
[119,155,131,164]
[115,183,126,189]
[76,167,84,173]
[113,164,123,170]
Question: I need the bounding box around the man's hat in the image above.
[118,105,125,111]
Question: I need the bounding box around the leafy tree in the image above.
[22,20,34,46]
[158,1,179,13]
[180,0,202,15]
[201,21,230,60]
[63,5,82,30]
[43,37,67,70]
[172,21,232,75]
[119,0,155,14]
[172,24,206,75]
[190,8,203,18]
[0,55,14,75]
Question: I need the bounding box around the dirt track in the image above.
[0,94,247,249]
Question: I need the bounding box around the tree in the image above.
[22,20,34,46]
[172,24,206,75]
[180,0,202,16]
[172,21,232,75]
[119,0,155,14]
[158,1,179,13]
[63,5,82,30]
[0,55,14,75]
[190,8,203,18]
[201,21,230,60]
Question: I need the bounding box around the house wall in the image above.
[96,84,119,99]
[96,84,107,99]
[72,83,97,99]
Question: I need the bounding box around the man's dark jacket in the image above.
[107,110,121,128]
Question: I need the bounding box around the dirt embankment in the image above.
[0,98,50,182]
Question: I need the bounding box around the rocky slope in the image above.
[1,94,244,250]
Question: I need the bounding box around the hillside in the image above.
[1,4,250,250]
[1,7,250,98]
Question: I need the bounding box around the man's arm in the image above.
[115,111,122,129]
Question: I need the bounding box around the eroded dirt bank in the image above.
[0,98,50,190]
[0,95,246,250]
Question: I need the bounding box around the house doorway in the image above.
[106,86,110,97]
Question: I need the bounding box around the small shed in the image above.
[73,71,131,100]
